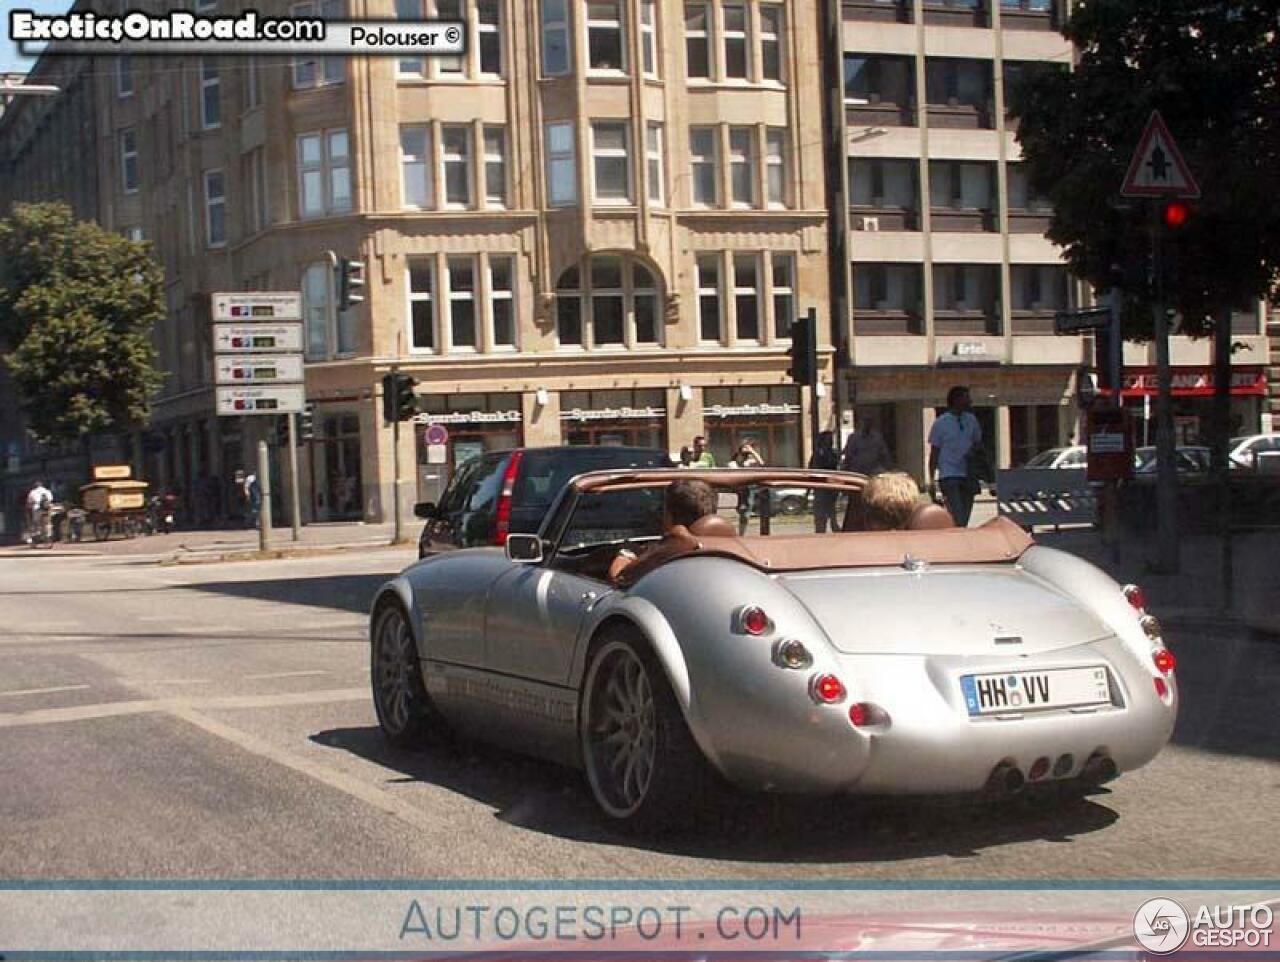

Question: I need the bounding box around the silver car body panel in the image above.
[371,476,1177,796]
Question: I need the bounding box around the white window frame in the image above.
[728,126,756,208]
[124,226,144,242]
[483,125,507,208]
[204,170,227,248]
[556,267,584,348]
[542,0,572,76]
[120,128,139,194]
[117,55,134,98]
[546,121,578,207]
[444,255,479,352]
[200,58,221,130]
[632,262,661,346]
[297,128,352,219]
[292,0,345,89]
[407,258,437,353]
[590,256,627,347]
[697,253,723,343]
[690,126,719,207]
[440,124,473,209]
[646,122,665,206]
[396,0,426,77]
[434,0,466,75]
[640,0,659,78]
[685,2,713,80]
[489,255,518,349]
[771,252,795,340]
[765,127,788,208]
[477,0,503,76]
[400,125,434,209]
[732,253,762,342]
[760,4,783,83]
[721,1,751,81]
[586,0,628,74]
[590,121,632,205]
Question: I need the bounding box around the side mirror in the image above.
[504,533,543,564]
[413,501,437,520]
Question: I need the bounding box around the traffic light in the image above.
[1162,200,1190,230]
[337,257,366,311]
[381,372,418,423]
[274,414,289,447]
[299,402,315,443]
[787,313,817,386]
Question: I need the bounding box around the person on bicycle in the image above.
[26,479,53,545]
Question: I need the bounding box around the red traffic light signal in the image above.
[1163,200,1189,229]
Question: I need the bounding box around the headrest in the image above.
[907,502,956,530]
[689,514,736,537]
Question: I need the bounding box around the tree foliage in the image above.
[1009,0,1280,337]
[0,202,165,444]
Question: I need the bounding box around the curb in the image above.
[159,540,412,566]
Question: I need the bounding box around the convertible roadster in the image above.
[370,468,1177,829]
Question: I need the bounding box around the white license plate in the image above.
[962,665,1111,716]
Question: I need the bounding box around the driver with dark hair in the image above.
[608,479,719,586]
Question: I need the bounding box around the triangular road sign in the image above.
[1121,110,1201,198]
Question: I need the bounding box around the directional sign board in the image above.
[215,385,305,416]
[215,354,305,386]
[214,322,305,354]
[1121,111,1201,199]
[212,292,303,322]
[1054,308,1112,335]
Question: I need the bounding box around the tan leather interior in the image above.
[688,514,736,537]
[688,517,1032,571]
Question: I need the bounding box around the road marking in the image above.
[0,684,91,698]
[168,707,483,844]
[0,687,368,729]
[146,678,213,686]
[242,670,329,681]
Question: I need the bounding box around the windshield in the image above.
[1026,448,1066,467]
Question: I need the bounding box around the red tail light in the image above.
[741,606,771,636]
[810,674,846,704]
[493,451,524,546]
[1152,649,1176,675]
[1153,677,1169,698]
[848,702,890,728]
[1123,584,1146,612]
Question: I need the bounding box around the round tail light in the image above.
[1152,649,1176,674]
[810,674,846,704]
[848,702,890,728]
[1123,584,1147,612]
[741,606,771,636]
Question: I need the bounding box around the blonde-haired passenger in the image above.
[862,472,924,531]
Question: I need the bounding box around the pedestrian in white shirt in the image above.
[26,480,53,544]
[928,386,982,526]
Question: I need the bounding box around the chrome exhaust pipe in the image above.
[1081,752,1118,785]
[986,761,1025,797]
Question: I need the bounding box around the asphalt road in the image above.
[1,545,1277,881]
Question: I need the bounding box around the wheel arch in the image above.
[369,578,422,656]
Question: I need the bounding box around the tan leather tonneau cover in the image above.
[688,517,1032,571]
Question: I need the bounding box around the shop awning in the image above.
[1117,365,1267,398]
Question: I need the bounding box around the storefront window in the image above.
[561,388,667,449]
[310,411,363,521]
[415,392,524,502]
[704,385,802,466]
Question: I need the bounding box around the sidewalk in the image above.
[0,520,406,562]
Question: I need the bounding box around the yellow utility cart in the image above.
[80,478,149,540]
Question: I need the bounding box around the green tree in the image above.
[1009,0,1280,336]
[0,202,165,452]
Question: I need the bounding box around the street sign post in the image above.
[215,385,306,416]
[1053,308,1111,335]
[214,354,305,386]
[1121,111,1201,199]
[213,323,305,354]
[211,292,303,322]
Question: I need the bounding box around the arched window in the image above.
[555,254,663,350]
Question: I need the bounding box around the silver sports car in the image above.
[370,468,1177,830]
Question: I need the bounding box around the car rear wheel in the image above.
[371,600,434,747]
[580,626,714,832]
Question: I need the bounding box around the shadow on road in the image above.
[186,574,389,615]
[1168,621,1280,762]
[312,725,1118,863]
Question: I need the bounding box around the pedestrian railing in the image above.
[995,468,1098,531]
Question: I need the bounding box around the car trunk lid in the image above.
[778,565,1109,655]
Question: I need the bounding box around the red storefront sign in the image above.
[1118,366,1266,398]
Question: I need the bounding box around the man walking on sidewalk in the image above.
[928,386,982,527]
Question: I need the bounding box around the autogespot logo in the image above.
[1134,897,1191,954]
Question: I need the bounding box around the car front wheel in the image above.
[580,626,715,832]
[371,600,434,747]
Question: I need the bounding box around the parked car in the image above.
[415,446,671,558]
[375,467,1177,831]
[1024,446,1087,470]
[1228,434,1280,470]
[1133,445,1211,474]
